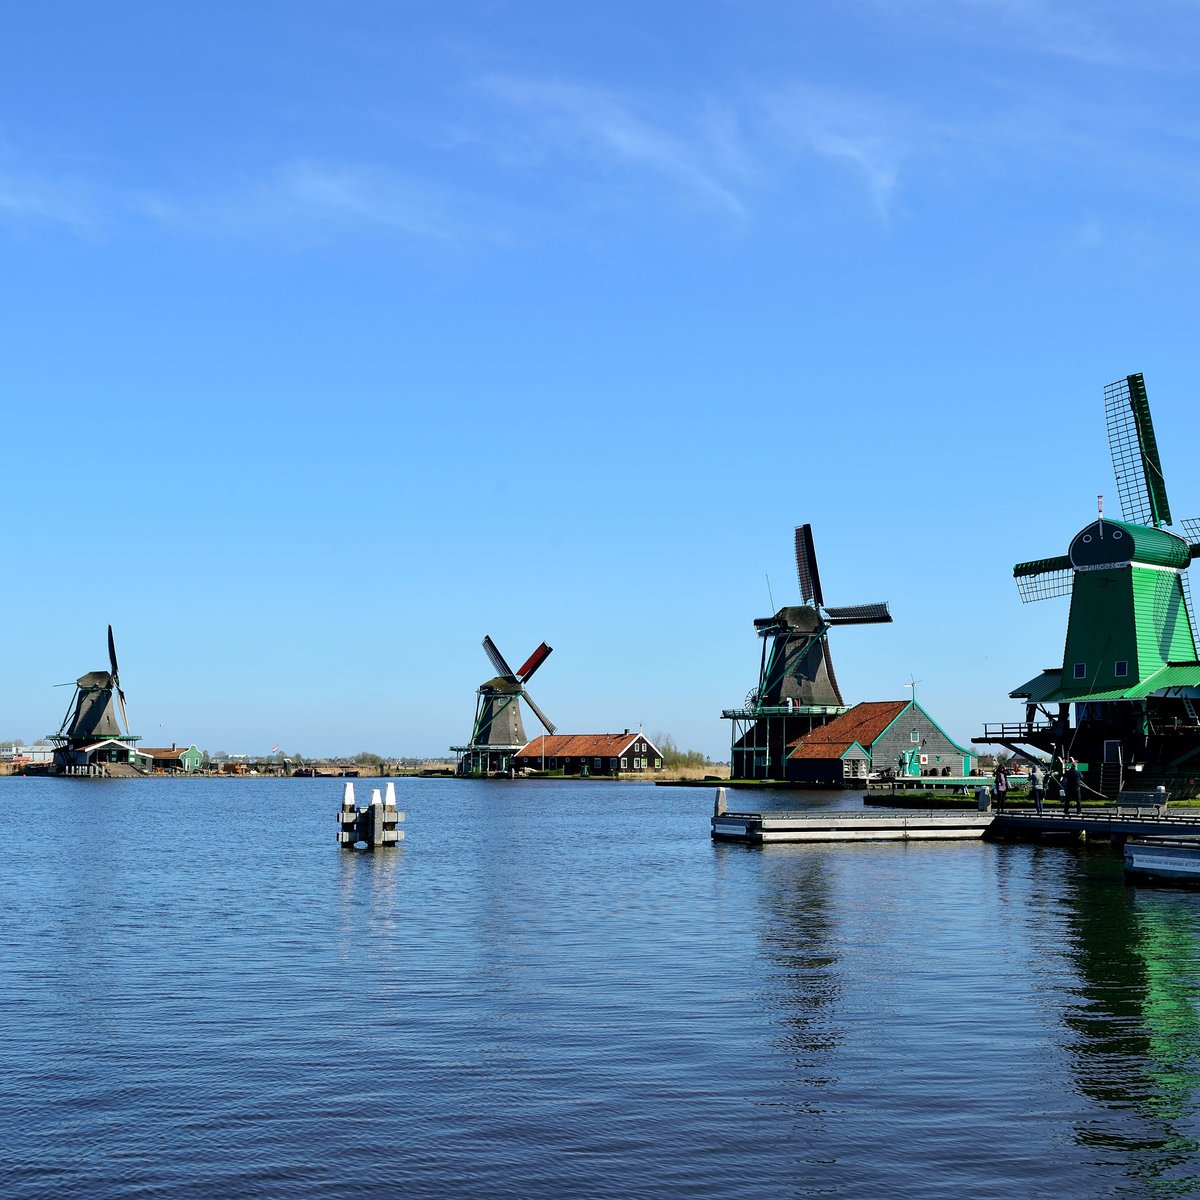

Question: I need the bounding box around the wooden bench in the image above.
[1115,790,1167,817]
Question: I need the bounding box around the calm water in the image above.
[2,777,1200,1198]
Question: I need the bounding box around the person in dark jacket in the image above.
[1064,759,1082,814]
[993,762,1009,813]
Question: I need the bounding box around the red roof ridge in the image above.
[786,700,910,759]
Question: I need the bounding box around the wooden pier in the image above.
[988,808,1200,840]
[710,789,1200,845]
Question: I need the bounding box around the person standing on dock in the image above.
[1030,763,1044,815]
[1064,759,1081,814]
[993,761,1009,812]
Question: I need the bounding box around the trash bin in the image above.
[976,784,991,812]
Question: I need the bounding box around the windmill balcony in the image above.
[979,721,1058,740]
[721,704,847,720]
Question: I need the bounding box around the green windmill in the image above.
[979,374,1200,796]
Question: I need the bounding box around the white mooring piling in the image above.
[713,787,728,817]
[337,781,406,849]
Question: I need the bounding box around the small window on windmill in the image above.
[1115,660,1129,678]
[1074,663,1087,680]
[910,730,919,743]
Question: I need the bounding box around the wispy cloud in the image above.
[0,167,99,234]
[858,0,1143,66]
[755,84,917,218]
[477,75,753,218]
[121,161,493,247]
[258,161,469,241]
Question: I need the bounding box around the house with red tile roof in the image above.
[786,699,976,785]
[140,744,205,773]
[512,731,663,777]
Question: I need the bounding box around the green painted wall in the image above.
[179,746,204,772]
[1062,565,1196,690]
[1133,567,1196,668]
[1063,569,1137,688]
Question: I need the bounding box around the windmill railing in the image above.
[978,721,1059,741]
[722,704,848,720]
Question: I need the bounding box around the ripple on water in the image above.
[1,778,1200,1198]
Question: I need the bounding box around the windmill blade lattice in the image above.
[1014,555,1074,603]
[1105,373,1172,529]
[794,525,824,608]
[107,624,129,733]
[522,689,557,734]
[482,635,517,680]
[825,602,891,626]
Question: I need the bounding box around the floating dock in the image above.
[711,797,1200,845]
[711,809,994,843]
[1124,838,1200,882]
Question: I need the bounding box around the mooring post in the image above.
[714,786,728,817]
[337,780,406,849]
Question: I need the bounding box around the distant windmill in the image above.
[52,625,138,772]
[455,636,555,775]
[747,524,893,710]
[725,524,893,780]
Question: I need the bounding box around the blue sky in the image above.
[3,1,1200,759]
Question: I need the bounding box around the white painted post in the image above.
[342,781,356,810]
[383,781,397,809]
[714,787,728,816]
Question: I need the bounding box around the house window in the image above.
[549,757,557,768]
[654,757,662,768]
[1115,660,1129,678]
[620,757,628,769]
[1073,663,1087,680]
[594,757,601,768]
[910,730,919,743]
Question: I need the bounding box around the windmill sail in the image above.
[482,635,516,680]
[1105,373,1172,529]
[795,525,824,608]
[1014,554,1073,603]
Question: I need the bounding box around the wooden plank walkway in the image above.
[990,808,1200,838]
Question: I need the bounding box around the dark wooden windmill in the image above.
[51,625,143,774]
[724,524,892,779]
[978,373,1200,797]
[451,636,555,776]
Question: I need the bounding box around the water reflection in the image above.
[1057,855,1200,1190]
[754,849,844,1110]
